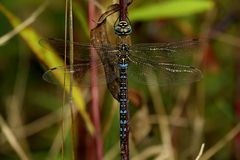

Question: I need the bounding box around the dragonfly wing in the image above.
[130,39,200,63]
[43,61,120,101]
[39,37,116,61]
[43,61,118,86]
[128,56,202,86]
[40,37,121,100]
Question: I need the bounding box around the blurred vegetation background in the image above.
[0,0,240,160]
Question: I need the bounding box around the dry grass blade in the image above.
[195,143,205,160]
[0,115,30,160]
[0,109,62,147]
[199,123,240,160]
[47,107,71,160]
[0,2,94,134]
[104,141,120,160]
[145,69,175,160]
[6,44,30,155]
[0,0,49,46]
[131,145,163,160]
[211,31,240,48]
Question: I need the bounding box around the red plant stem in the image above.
[234,46,240,159]
[87,0,103,160]
[119,0,128,21]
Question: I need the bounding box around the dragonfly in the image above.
[41,19,202,160]
[40,35,202,101]
[40,38,202,95]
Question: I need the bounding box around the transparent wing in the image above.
[40,38,202,98]
[39,37,117,61]
[43,62,119,86]
[40,37,120,85]
[128,56,202,86]
[42,59,120,100]
[129,39,200,64]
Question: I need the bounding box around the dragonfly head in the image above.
[114,21,132,36]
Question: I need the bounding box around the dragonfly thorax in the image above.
[118,43,130,51]
[117,52,129,62]
[117,44,129,65]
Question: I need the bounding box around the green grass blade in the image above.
[0,2,94,134]
[129,0,214,21]
[73,1,89,38]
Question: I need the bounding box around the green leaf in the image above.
[129,0,214,22]
[73,1,89,38]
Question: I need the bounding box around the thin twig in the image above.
[0,106,70,146]
[68,0,76,159]
[47,107,71,160]
[61,0,69,158]
[0,115,30,160]
[0,0,49,45]
[6,40,30,155]
[195,144,205,160]
[199,123,240,160]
